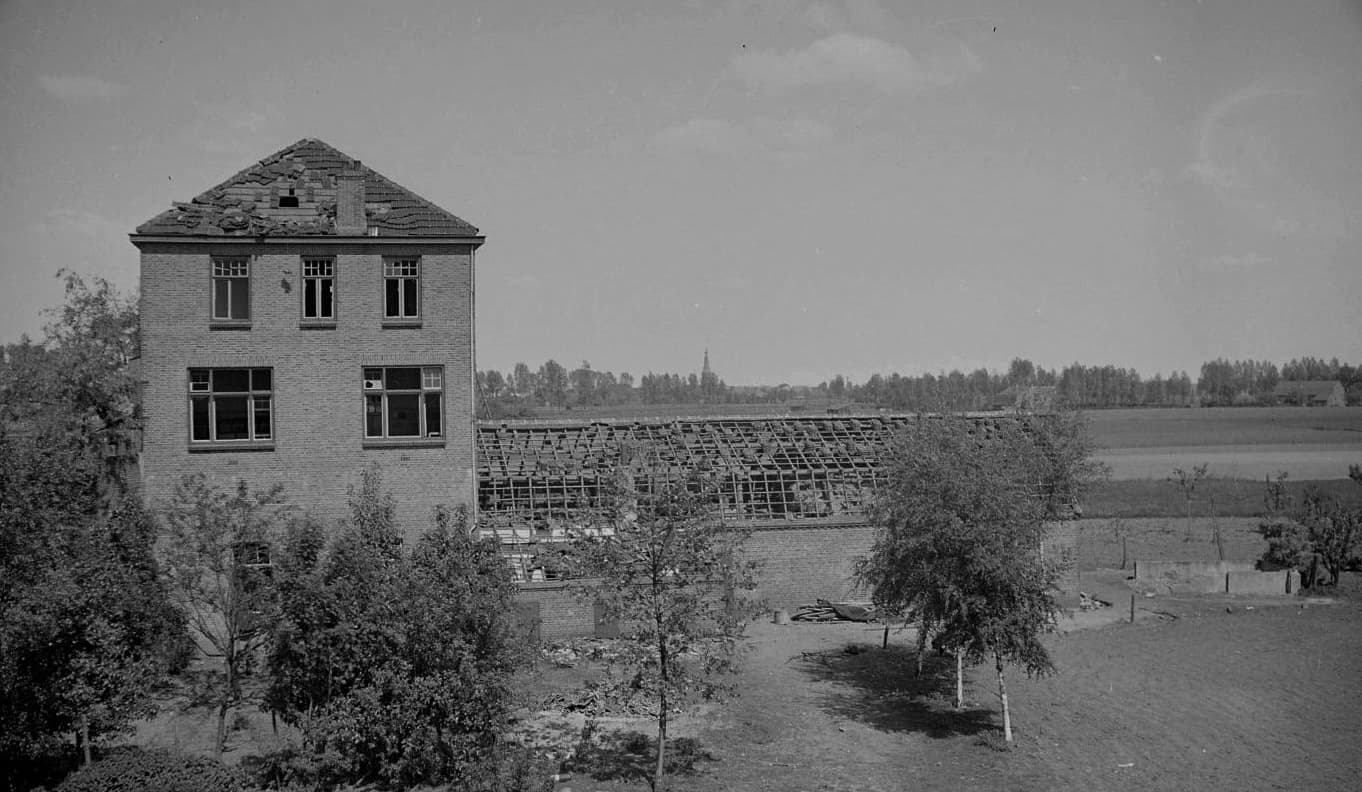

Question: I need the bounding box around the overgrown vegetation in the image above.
[262,467,525,790]
[54,746,246,792]
[1258,468,1362,588]
[2,274,186,787]
[858,412,1103,741]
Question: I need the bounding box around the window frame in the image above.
[362,365,444,447]
[210,257,252,327]
[300,256,337,327]
[187,367,274,451]
[382,257,422,326]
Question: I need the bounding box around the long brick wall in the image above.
[137,240,478,539]
[516,519,1079,640]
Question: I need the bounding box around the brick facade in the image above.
[135,240,479,539]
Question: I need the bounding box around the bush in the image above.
[249,740,555,792]
[54,746,245,792]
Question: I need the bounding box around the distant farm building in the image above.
[1272,380,1345,407]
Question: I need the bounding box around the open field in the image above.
[1083,477,1362,519]
[1087,406,1362,449]
[535,579,1362,792]
[1095,444,1360,481]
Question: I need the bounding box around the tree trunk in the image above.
[654,643,668,791]
[954,649,964,710]
[914,618,929,678]
[81,718,91,766]
[995,652,1012,742]
[216,648,233,760]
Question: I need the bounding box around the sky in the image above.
[1,0,1360,386]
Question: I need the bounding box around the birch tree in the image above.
[858,413,1100,742]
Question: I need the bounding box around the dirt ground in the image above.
[548,577,1362,792]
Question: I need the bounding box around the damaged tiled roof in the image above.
[135,138,480,237]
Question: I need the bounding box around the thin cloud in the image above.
[1197,253,1272,272]
[37,75,129,102]
[736,34,924,93]
[802,0,886,33]
[655,118,753,157]
[181,102,284,155]
[35,209,128,239]
[734,33,975,94]
[653,116,835,159]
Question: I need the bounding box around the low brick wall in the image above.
[513,580,595,641]
[514,520,1084,639]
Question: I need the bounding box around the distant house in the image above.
[1272,380,1345,407]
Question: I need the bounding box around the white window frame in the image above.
[363,366,443,440]
[211,258,251,322]
[189,368,273,444]
[301,257,336,321]
[383,258,421,320]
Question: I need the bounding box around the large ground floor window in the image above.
[190,368,272,443]
[363,366,442,439]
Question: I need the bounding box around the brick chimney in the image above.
[335,161,366,235]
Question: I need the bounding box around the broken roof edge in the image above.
[475,410,1015,430]
[128,232,486,246]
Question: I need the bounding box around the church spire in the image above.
[702,348,712,376]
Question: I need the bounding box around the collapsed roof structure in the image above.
[476,414,1016,577]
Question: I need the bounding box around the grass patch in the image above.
[1084,477,1362,519]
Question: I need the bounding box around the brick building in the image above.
[132,139,483,535]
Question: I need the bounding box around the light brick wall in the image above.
[740,523,878,608]
[513,521,1083,640]
[137,241,477,541]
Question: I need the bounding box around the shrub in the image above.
[54,746,245,792]
[265,469,522,788]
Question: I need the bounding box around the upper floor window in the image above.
[363,366,442,440]
[302,258,335,321]
[383,258,420,321]
[189,368,272,445]
[212,258,250,322]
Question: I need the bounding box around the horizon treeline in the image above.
[477,355,1361,416]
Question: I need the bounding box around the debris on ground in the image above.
[1079,591,1112,610]
[791,599,877,622]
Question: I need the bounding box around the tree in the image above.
[2,273,184,778]
[565,462,758,789]
[537,359,568,407]
[858,413,1101,742]
[158,475,292,759]
[571,360,596,406]
[1169,464,1210,540]
[1258,472,1361,590]
[265,467,522,789]
[1,495,185,771]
